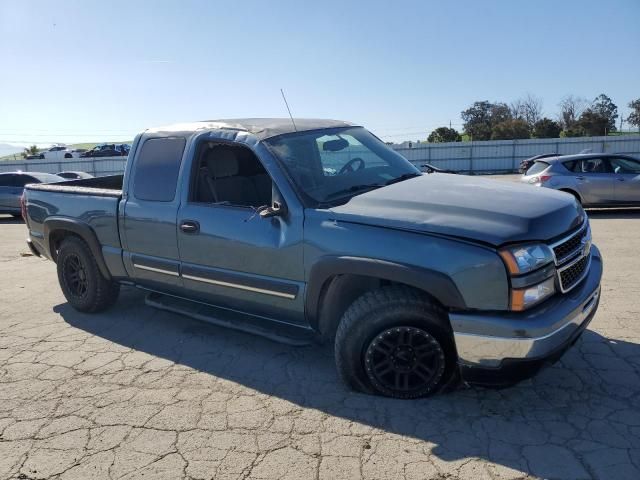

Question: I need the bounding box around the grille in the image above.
[553,224,588,264]
[559,255,590,292]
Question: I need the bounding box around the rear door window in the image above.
[526,161,550,175]
[133,137,186,201]
[577,158,611,174]
[13,175,37,187]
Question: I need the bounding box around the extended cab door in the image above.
[120,136,187,292]
[176,139,305,324]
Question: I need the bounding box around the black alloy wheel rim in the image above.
[62,253,89,298]
[364,326,445,396]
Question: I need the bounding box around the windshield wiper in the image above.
[384,172,422,186]
[324,183,385,201]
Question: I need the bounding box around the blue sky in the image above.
[1,0,639,146]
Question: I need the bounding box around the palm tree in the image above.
[22,145,39,159]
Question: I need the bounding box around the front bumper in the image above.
[450,245,602,386]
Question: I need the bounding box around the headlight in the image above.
[511,276,556,311]
[499,242,557,311]
[499,243,554,275]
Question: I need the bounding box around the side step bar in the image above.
[145,292,315,346]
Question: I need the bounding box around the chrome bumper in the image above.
[451,245,602,368]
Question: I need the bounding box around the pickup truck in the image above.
[23,118,602,398]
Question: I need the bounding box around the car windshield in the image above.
[265,127,420,206]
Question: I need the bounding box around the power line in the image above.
[0,133,134,138]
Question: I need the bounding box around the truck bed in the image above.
[24,174,124,262]
[25,174,123,197]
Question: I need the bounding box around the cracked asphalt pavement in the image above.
[1,204,639,479]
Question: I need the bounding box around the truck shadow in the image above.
[0,214,23,224]
[587,207,640,219]
[55,289,640,477]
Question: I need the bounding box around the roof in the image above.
[544,152,638,163]
[145,118,354,141]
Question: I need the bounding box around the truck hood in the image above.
[328,174,584,246]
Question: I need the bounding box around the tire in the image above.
[334,286,456,399]
[64,153,72,159]
[56,236,120,312]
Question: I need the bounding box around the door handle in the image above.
[575,176,585,181]
[616,178,625,182]
[180,220,200,234]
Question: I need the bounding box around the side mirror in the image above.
[259,201,287,219]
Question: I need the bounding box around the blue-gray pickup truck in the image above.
[23,119,602,398]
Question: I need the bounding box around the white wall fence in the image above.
[395,135,640,172]
[1,135,639,176]
[0,157,127,176]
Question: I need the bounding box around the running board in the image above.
[145,292,315,346]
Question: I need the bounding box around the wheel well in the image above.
[559,188,582,203]
[315,274,448,341]
[49,230,81,262]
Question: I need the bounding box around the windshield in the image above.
[265,127,420,205]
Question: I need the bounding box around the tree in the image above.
[591,93,618,132]
[532,118,562,138]
[627,98,640,132]
[491,119,530,140]
[461,101,512,141]
[427,127,462,143]
[576,109,609,136]
[22,145,39,159]
[510,94,543,127]
[558,95,588,131]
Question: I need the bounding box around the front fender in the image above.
[305,255,467,331]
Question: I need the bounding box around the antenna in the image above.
[280,88,297,132]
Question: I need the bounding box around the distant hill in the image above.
[0,144,25,159]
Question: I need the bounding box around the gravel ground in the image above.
[0,196,639,479]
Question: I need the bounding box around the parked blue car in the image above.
[0,171,64,217]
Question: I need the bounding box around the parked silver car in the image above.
[521,153,640,206]
[0,172,64,217]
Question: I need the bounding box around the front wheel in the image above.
[334,286,456,399]
[56,236,120,312]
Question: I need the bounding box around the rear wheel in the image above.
[56,236,119,312]
[335,286,456,399]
